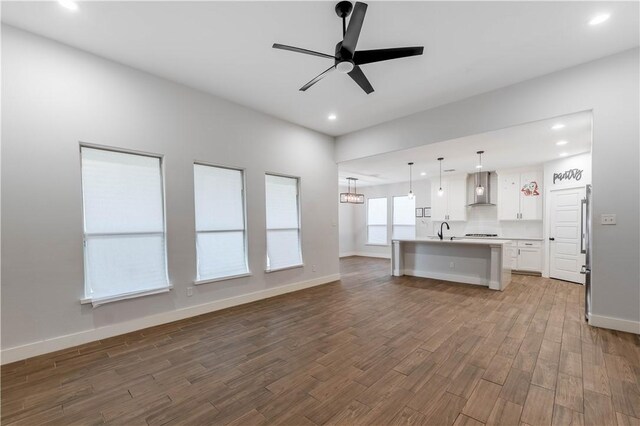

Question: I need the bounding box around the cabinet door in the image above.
[508,246,518,270]
[498,173,521,221]
[447,176,467,221]
[517,247,542,272]
[519,171,543,220]
[430,180,447,221]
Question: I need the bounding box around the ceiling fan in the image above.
[273,1,424,94]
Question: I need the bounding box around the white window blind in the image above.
[265,174,302,271]
[194,164,248,281]
[367,197,388,245]
[393,196,416,239]
[80,147,169,306]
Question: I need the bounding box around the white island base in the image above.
[391,238,513,291]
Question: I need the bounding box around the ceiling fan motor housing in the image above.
[335,1,353,18]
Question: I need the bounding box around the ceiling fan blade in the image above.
[354,46,424,65]
[272,43,336,60]
[348,65,374,94]
[299,65,336,91]
[341,2,367,55]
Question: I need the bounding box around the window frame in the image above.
[392,195,416,240]
[79,142,171,305]
[366,196,389,246]
[264,173,303,273]
[192,161,251,285]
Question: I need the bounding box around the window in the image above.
[265,174,302,271]
[393,195,416,239]
[194,164,249,282]
[80,146,169,305]
[367,197,388,245]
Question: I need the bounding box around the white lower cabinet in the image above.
[509,240,542,273]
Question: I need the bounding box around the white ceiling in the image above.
[338,111,592,186]
[2,2,638,136]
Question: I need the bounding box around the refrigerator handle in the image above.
[580,198,587,254]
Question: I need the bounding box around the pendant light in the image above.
[339,177,365,204]
[437,157,444,197]
[407,162,415,200]
[475,151,485,196]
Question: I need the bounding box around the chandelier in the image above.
[340,177,364,204]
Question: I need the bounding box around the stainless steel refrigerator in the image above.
[581,184,592,321]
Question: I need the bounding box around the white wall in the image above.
[543,152,592,277]
[338,185,356,256]
[336,48,640,333]
[1,26,340,361]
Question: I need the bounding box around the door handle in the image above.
[580,198,587,254]
[580,265,591,275]
[549,237,555,241]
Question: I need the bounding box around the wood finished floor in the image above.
[2,256,639,425]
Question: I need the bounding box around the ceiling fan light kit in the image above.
[273,1,424,94]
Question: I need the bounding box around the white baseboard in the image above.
[589,313,640,334]
[339,251,358,258]
[1,273,341,365]
[404,269,488,287]
[340,251,391,259]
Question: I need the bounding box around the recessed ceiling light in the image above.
[556,140,568,146]
[475,164,483,169]
[559,152,569,157]
[551,123,565,130]
[58,0,78,11]
[589,13,610,26]
[327,114,337,120]
[420,172,426,176]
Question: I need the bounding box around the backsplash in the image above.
[422,205,543,239]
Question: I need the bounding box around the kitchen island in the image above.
[391,238,513,291]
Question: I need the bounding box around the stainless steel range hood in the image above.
[467,171,495,206]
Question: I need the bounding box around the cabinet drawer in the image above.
[517,240,542,248]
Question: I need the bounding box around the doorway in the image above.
[549,186,586,284]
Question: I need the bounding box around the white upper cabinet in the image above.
[519,171,543,220]
[497,169,543,221]
[498,173,521,221]
[431,175,467,221]
[430,179,447,221]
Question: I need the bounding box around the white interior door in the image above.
[549,187,586,284]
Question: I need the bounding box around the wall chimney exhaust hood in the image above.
[467,171,495,206]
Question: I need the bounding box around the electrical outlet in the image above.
[312,264,316,272]
[449,262,455,269]
[601,214,616,225]
[187,287,193,297]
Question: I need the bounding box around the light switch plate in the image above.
[601,214,616,225]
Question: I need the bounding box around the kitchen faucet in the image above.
[437,221,450,240]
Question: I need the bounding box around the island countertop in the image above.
[392,238,513,246]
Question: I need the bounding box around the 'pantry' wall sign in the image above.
[553,168,583,184]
